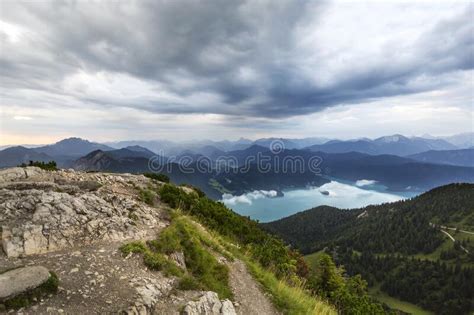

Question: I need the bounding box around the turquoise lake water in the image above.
[222,180,418,222]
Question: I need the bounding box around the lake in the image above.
[222,180,418,222]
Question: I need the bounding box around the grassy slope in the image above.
[369,285,433,315]
[205,223,337,315]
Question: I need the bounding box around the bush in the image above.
[119,241,147,255]
[158,184,194,210]
[155,182,381,313]
[157,184,301,278]
[120,241,183,277]
[19,160,57,171]
[180,183,206,197]
[139,189,156,205]
[178,275,202,291]
[144,172,170,183]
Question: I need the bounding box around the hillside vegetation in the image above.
[134,179,392,314]
[263,183,474,314]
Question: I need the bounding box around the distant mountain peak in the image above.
[375,134,408,143]
[55,137,90,144]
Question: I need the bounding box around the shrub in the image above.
[139,189,156,205]
[19,160,57,171]
[178,275,202,291]
[120,241,183,277]
[180,183,206,197]
[157,184,300,279]
[144,172,170,183]
[159,184,194,210]
[119,241,147,255]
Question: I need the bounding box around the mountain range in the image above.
[304,134,458,156]
[408,148,474,167]
[1,133,474,198]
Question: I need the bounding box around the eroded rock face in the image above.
[0,167,168,257]
[0,266,51,300]
[183,291,236,315]
[123,276,175,314]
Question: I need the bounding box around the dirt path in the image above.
[440,229,470,254]
[0,240,173,314]
[228,259,280,315]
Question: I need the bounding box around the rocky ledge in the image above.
[0,167,167,258]
[0,167,238,314]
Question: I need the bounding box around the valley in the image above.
[264,184,474,314]
[222,180,416,222]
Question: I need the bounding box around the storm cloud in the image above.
[0,0,472,142]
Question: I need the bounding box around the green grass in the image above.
[120,215,233,300]
[304,250,326,269]
[140,183,339,313]
[369,284,433,315]
[177,274,203,291]
[158,216,233,299]
[412,230,474,268]
[413,235,452,261]
[243,256,336,315]
[138,188,156,205]
[119,241,184,277]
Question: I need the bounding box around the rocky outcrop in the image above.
[0,266,51,300]
[123,276,175,314]
[183,291,236,315]
[0,167,167,257]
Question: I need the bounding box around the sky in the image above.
[0,0,473,145]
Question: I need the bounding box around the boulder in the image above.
[0,266,51,300]
[183,291,236,315]
[0,167,27,182]
[0,167,43,182]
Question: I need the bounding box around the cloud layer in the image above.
[0,1,472,143]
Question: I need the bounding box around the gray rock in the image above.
[0,266,51,300]
[23,224,48,255]
[183,291,236,315]
[169,251,186,269]
[0,167,167,257]
[2,226,23,258]
[0,167,27,182]
[221,300,236,315]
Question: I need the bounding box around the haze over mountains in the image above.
[1,132,473,199]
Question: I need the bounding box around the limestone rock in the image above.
[0,167,167,257]
[169,251,186,269]
[183,291,236,315]
[221,300,236,315]
[0,266,51,300]
[2,226,23,258]
[23,224,49,255]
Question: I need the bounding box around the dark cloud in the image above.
[0,0,472,119]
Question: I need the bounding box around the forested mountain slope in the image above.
[263,183,474,314]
